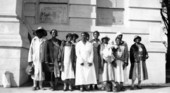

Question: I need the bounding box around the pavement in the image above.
[0,84,170,93]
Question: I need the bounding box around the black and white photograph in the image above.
[0,0,170,93]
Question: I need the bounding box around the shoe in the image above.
[120,86,126,91]
[32,87,36,91]
[80,86,84,92]
[63,84,67,91]
[130,86,135,90]
[112,87,117,92]
[36,86,40,90]
[137,86,142,89]
[69,85,73,91]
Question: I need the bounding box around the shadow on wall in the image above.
[2,71,17,87]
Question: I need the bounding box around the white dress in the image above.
[100,44,115,82]
[28,36,46,81]
[75,41,97,85]
[61,45,75,80]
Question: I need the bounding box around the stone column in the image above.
[0,0,30,87]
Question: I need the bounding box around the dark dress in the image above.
[129,43,148,80]
[90,39,101,81]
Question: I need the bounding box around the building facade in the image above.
[0,0,166,86]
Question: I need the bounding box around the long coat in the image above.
[90,39,101,81]
[75,41,97,85]
[129,43,148,80]
[45,38,61,80]
[28,36,47,81]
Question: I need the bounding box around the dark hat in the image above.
[81,32,89,37]
[101,36,110,42]
[72,33,79,39]
[35,27,47,36]
[50,29,58,34]
[93,31,100,36]
[134,35,141,42]
[66,33,72,39]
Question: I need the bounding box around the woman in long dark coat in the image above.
[45,29,61,90]
[129,35,149,90]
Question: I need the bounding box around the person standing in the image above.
[28,27,47,90]
[71,33,79,74]
[61,33,75,91]
[129,36,149,90]
[90,31,101,90]
[100,36,116,92]
[45,29,61,90]
[114,32,128,91]
[75,32,97,91]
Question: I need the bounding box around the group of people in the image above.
[28,27,149,92]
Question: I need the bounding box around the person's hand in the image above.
[80,63,84,66]
[123,63,128,69]
[88,63,93,66]
[61,65,64,72]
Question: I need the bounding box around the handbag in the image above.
[26,64,34,75]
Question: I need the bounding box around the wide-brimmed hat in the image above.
[101,36,110,42]
[35,27,47,36]
[134,35,141,42]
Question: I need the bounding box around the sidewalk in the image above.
[0,84,170,93]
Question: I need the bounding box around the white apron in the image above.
[61,46,75,80]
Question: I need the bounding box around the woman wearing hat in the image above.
[28,27,47,90]
[45,29,61,90]
[100,36,116,92]
[129,36,149,90]
[61,33,75,91]
[114,32,128,91]
[75,32,97,91]
[89,31,102,90]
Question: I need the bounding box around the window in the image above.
[38,0,69,24]
[96,0,124,26]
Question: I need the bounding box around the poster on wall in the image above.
[39,4,68,24]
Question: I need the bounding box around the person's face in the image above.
[72,36,76,41]
[103,39,108,44]
[81,34,87,41]
[135,38,140,43]
[67,36,72,41]
[115,38,121,45]
[51,31,58,37]
[117,35,122,41]
[36,32,43,38]
[93,33,99,39]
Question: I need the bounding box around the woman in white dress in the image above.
[61,33,75,91]
[75,32,97,91]
[28,27,47,90]
[100,36,117,92]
